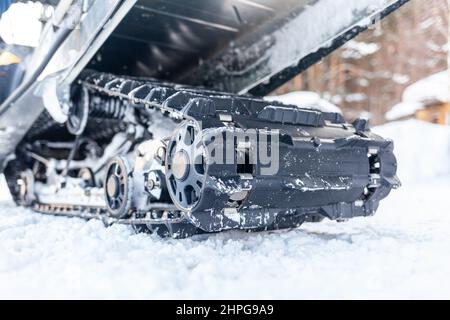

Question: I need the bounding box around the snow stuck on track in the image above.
[1,119,450,299]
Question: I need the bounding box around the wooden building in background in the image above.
[385,71,450,124]
[273,0,449,125]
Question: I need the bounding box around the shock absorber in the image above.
[89,95,127,120]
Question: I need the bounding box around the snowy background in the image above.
[1,119,450,299]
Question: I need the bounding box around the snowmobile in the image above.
[0,0,403,238]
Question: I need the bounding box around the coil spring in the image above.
[89,95,127,120]
[88,94,152,130]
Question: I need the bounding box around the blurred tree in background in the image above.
[274,0,449,125]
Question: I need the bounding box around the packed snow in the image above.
[386,71,449,121]
[1,119,450,299]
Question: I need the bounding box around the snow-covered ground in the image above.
[1,120,450,299]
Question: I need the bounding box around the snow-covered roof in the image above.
[386,71,449,121]
[403,71,449,104]
[386,101,424,121]
[265,91,342,114]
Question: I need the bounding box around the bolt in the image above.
[147,177,160,191]
[148,179,156,190]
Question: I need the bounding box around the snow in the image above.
[385,101,424,121]
[344,93,367,103]
[266,91,342,114]
[345,41,380,56]
[1,119,450,299]
[0,2,44,47]
[373,119,450,184]
[269,0,389,68]
[392,74,410,85]
[341,41,380,59]
[245,0,393,92]
[403,71,449,105]
[386,71,449,121]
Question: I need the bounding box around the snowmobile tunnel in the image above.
[90,0,410,95]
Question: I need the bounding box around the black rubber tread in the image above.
[2,70,399,238]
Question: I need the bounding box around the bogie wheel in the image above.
[104,156,133,219]
[165,121,207,212]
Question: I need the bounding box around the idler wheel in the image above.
[104,156,133,219]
